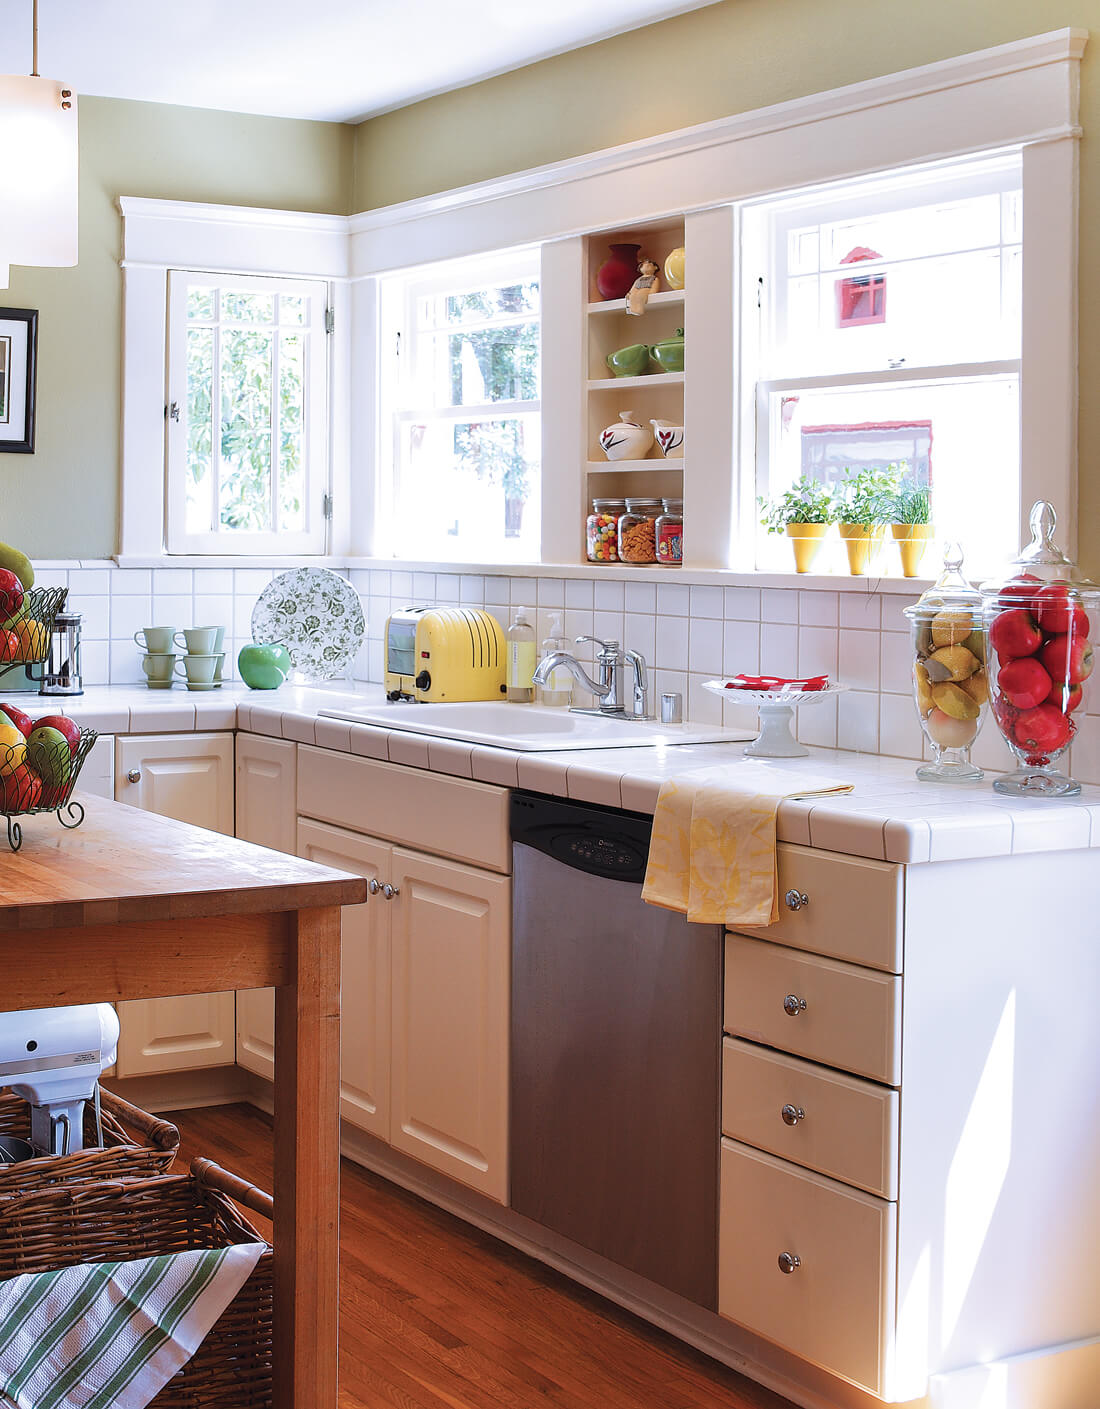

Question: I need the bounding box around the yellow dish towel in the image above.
[641,763,854,928]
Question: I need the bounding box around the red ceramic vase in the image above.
[596,243,641,300]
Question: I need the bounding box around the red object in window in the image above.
[836,246,886,327]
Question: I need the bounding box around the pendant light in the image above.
[0,0,78,285]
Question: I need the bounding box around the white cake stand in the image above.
[702,680,848,757]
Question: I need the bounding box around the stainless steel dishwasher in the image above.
[510,790,721,1311]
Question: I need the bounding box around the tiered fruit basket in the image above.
[0,585,67,675]
[0,710,98,851]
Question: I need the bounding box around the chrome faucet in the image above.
[532,636,652,720]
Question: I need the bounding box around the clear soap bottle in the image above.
[536,612,573,709]
[506,606,536,703]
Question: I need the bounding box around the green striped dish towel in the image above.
[0,1243,265,1409]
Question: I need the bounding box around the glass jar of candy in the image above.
[617,499,661,564]
[586,498,626,563]
[655,498,683,566]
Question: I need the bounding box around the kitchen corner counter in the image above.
[45,683,1100,865]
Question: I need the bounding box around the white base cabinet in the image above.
[114,733,236,1078]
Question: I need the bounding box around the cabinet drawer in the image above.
[739,844,903,973]
[722,1037,898,1198]
[297,745,509,874]
[719,1138,895,1397]
[724,933,900,1085]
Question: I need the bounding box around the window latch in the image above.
[166,401,180,422]
[888,356,906,369]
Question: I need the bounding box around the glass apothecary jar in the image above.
[655,498,683,566]
[586,498,626,563]
[904,545,989,782]
[618,499,661,564]
[980,501,1098,797]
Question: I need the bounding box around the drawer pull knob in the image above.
[126,769,141,783]
[778,1252,801,1275]
[382,883,399,900]
[783,994,807,1017]
[368,879,381,896]
[781,1104,805,1126]
[784,889,809,911]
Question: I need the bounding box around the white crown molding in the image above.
[348,27,1087,237]
[118,196,348,236]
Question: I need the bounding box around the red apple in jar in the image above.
[997,657,1052,709]
[32,715,81,756]
[1047,681,1084,713]
[1013,703,1072,755]
[1034,583,1074,633]
[1039,633,1094,686]
[989,608,1042,660]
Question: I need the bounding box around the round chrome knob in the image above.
[126,769,141,783]
[368,879,381,896]
[781,1104,805,1126]
[784,889,809,911]
[777,1251,801,1275]
[382,883,399,900]
[783,994,807,1017]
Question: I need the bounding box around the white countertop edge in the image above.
[46,684,1100,865]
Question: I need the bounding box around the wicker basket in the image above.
[0,1157,273,1407]
[0,1088,180,1194]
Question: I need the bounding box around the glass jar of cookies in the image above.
[617,499,660,564]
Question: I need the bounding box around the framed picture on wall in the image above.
[0,308,38,454]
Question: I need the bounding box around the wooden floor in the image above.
[170,1103,798,1409]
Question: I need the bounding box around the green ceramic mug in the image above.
[238,642,292,690]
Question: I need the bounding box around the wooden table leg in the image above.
[274,905,342,1409]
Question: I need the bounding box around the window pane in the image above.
[221,290,275,324]
[185,327,214,534]
[442,323,540,406]
[187,287,215,321]
[280,295,306,325]
[395,413,540,562]
[440,281,539,326]
[279,333,305,533]
[219,329,273,532]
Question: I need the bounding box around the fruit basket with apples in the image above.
[904,544,989,782]
[980,501,1097,797]
[0,704,98,851]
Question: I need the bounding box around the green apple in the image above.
[25,727,72,790]
[238,642,292,690]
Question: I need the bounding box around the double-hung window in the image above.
[379,249,541,563]
[744,151,1023,574]
[165,270,330,555]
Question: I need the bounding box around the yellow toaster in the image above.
[384,606,507,702]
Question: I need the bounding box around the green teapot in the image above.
[606,342,651,378]
[650,328,684,374]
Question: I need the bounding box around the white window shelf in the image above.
[587,371,685,390]
[586,289,685,315]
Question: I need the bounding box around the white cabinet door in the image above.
[114,732,236,1078]
[297,818,391,1141]
[234,734,298,1080]
[389,846,510,1204]
[75,734,115,800]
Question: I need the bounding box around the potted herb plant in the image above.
[889,483,933,577]
[834,466,899,575]
[759,477,835,573]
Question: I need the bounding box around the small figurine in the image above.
[625,259,660,315]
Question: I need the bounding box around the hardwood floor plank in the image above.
[169,1103,796,1409]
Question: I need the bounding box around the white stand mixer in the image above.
[0,1004,120,1157]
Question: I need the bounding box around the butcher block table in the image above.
[0,796,367,1409]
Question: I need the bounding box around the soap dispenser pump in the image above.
[506,607,536,703]
[536,613,572,709]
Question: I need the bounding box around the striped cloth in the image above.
[0,1243,265,1409]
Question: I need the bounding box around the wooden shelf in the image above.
[587,458,684,472]
[587,371,684,390]
[586,289,685,315]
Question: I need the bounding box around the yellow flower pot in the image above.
[785,522,829,573]
[891,522,935,577]
[838,523,884,575]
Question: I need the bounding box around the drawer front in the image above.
[724,933,901,1085]
[719,1138,895,1397]
[722,1038,898,1198]
[297,745,510,874]
[740,844,903,973]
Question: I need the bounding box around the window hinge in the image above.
[325,307,335,334]
[322,492,334,520]
[166,400,180,422]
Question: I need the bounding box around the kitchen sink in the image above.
[317,700,751,751]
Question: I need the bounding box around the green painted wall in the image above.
[353,0,1100,573]
[4,97,352,560]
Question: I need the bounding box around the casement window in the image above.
[378,249,541,564]
[744,151,1023,574]
[165,270,331,555]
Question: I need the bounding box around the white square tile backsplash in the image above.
[34,561,1100,787]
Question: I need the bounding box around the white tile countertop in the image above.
[39,683,1100,865]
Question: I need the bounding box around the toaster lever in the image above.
[415,670,431,691]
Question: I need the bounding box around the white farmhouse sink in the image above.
[318,700,751,752]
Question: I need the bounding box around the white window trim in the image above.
[119,197,351,561]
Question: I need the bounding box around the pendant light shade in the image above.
[0,74,78,270]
